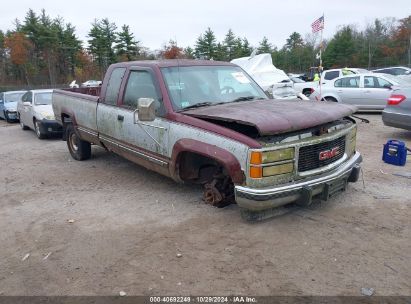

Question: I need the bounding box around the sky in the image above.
[1,0,409,50]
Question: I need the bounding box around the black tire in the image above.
[324,96,338,103]
[34,119,46,139]
[66,123,91,161]
[19,114,29,130]
[4,111,11,123]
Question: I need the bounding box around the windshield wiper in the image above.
[179,102,214,111]
[228,96,260,103]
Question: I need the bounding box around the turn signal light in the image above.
[387,95,406,105]
[250,151,262,165]
[249,166,262,178]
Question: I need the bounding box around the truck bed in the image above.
[62,87,101,96]
[52,89,99,132]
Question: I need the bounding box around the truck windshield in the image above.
[161,66,268,111]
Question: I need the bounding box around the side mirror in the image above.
[23,101,31,106]
[136,98,155,122]
[405,71,410,75]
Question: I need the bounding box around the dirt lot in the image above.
[0,114,410,296]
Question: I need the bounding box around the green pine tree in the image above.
[257,36,273,54]
[115,25,140,61]
[195,27,217,59]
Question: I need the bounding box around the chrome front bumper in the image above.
[235,152,362,211]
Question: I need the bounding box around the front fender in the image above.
[170,138,244,184]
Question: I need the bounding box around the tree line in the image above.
[0,9,410,88]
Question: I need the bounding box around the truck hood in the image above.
[183,100,356,137]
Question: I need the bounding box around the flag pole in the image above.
[319,14,324,101]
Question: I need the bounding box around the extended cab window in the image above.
[324,71,340,80]
[105,67,126,105]
[123,70,159,109]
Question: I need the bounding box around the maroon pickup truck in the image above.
[52,60,362,220]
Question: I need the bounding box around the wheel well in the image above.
[177,152,226,184]
[61,114,72,140]
[302,88,314,96]
[62,113,71,124]
[323,96,338,102]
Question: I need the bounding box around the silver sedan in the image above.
[310,73,410,111]
[382,87,411,131]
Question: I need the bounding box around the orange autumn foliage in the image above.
[4,32,32,65]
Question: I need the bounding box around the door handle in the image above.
[364,90,371,93]
[337,90,343,93]
[117,114,124,121]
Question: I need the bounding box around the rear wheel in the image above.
[34,119,46,139]
[66,123,91,161]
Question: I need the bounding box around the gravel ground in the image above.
[0,114,410,296]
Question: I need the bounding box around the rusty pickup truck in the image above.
[52,60,362,220]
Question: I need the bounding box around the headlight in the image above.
[249,148,296,178]
[263,163,294,177]
[40,112,54,120]
[262,148,294,163]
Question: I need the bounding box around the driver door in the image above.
[97,67,170,169]
[117,68,169,158]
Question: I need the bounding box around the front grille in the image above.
[298,136,346,172]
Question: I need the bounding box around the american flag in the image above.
[311,15,324,33]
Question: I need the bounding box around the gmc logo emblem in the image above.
[319,147,340,161]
